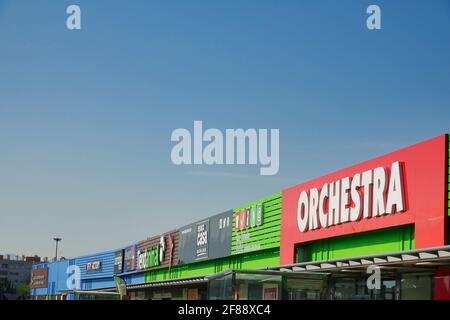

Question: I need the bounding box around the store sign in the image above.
[30,268,48,289]
[179,211,232,264]
[137,236,164,270]
[137,231,180,270]
[233,202,268,254]
[86,261,102,272]
[124,245,136,272]
[234,204,263,231]
[196,221,209,259]
[263,284,278,300]
[114,250,124,274]
[280,134,448,264]
[297,161,406,233]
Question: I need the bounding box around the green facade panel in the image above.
[232,193,281,255]
[297,224,415,263]
[144,249,280,283]
[143,192,282,283]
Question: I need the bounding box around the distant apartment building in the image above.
[0,254,41,300]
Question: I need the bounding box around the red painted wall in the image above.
[434,270,450,300]
[280,134,447,265]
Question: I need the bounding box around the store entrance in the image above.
[331,274,399,300]
[207,269,329,300]
[129,284,208,300]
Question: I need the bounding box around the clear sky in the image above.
[1,0,449,259]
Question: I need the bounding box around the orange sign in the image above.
[30,268,48,289]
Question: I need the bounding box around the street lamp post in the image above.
[53,237,62,262]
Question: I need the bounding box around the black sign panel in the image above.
[195,220,209,260]
[209,210,232,256]
[124,245,136,272]
[179,224,196,264]
[179,210,232,264]
[114,250,124,274]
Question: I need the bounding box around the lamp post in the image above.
[53,237,62,262]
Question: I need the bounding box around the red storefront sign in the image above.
[280,134,448,264]
[434,269,450,300]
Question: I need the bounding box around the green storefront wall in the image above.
[144,193,283,283]
[144,192,282,283]
[232,193,282,255]
[297,224,415,263]
[143,197,420,282]
[143,222,415,283]
[144,248,280,282]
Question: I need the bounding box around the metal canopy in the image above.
[60,246,450,295]
[263,245,450,273]
[67,275,210,293]
[78,268,331,294]
[126,268,329,291]
[126,275,209,290]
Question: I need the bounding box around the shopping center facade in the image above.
[30,134,450,300]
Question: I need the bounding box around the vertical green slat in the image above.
[300,225,415,263]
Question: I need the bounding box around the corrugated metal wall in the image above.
[137,231,180,271]
[298,224,415,262]
[232,193,282,255]
[31,260,70,296]
[144,248,280,283]
[75,250,115,280]
[75,250,116,290]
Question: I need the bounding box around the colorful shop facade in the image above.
[30,134,450,300]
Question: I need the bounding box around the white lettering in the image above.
[170,121,280,175]
[170,129,191,165]
[296,162,406,233]
[329,181,340,226]
[340,177,351,223]
[350,173,362,222]
[361,170,373,219]
[386,161,406,213]
[373,167,388,217]
[203,128,223,165]
[66,5,81,30]
[309,188,319,230]
[297,191,309,232]
[366,5,382,30]
[318,184,329,228]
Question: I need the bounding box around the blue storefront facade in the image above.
[75,244,144,291]
[30,260,73,300]
[30,244,143,300]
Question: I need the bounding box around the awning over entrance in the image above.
[264,245,450,273]
[126,269,330,291]
[126,275,209,290]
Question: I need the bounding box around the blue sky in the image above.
[0,0,449,259]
